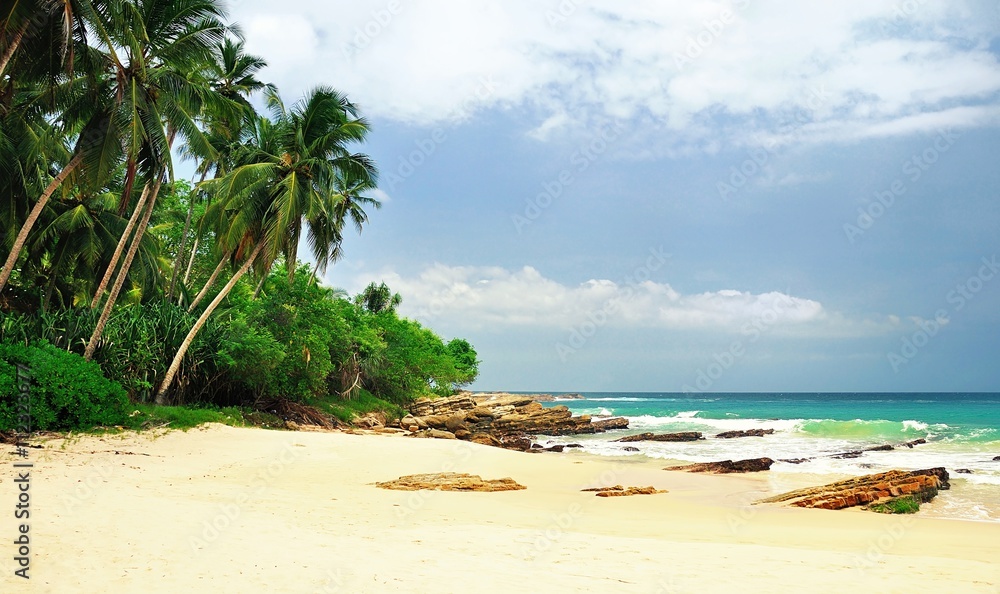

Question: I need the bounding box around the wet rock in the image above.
[902,439,927,448]
[564,444,583,448]
[779,458,811,465]
[832,444,894,459]
[993,456,1000,461]
[623,446,640,452]
[955,468,974,474]
[865,444,894,452]
[665,457,774,473]
[375,473,526,492]
[715,429,775,439]
[757,468,949,511]
[530,445,566,453]
[581,485,666,497]
[614,432,703,443]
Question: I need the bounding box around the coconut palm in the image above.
[155,86,379,402]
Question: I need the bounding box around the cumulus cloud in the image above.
[234,0,1000,148]
[346,263,905,338]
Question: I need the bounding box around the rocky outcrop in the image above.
[581,485,666,497]
[403,394,629,451]
[780,458,811,464]
[613,432,703,443]
[903,439,927,448]
[623,446,640,452]
[757,468,949,511]
[715,429,775,439]
[993,456,1000,461]
[375,473,526,492]
[955,468,973,474]
[473,392,585,402]
[665,457,774,474]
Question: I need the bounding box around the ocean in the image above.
[536,392,1000,522]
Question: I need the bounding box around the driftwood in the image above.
[255,398,339,429]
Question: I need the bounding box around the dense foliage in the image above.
[0,0,478,429]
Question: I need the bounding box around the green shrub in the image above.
[0,341,131,431]
[868,496,921,514]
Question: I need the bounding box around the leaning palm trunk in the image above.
[0,152,84,293]
[91,184,151,308]
[187,251,230,312]
[157,241,266,403]
[0,21,29,79]
[83,179,162,361]
[182,236,200,288]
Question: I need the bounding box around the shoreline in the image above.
[3,424,998,592]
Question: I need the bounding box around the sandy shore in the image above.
[2,424,998,593]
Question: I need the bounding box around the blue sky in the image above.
[226,0,1000,392]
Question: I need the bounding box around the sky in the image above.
[222,0,1000,392]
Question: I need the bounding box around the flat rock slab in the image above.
[614,432,703,443]
[715,429,775,439]
[582,485,666,497]
[375,472,526,492]
[756,468,949,510]
[665,458,775,473]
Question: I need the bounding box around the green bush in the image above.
[868,496,921,514]
[0,341,131,431]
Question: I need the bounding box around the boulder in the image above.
[411,429,457,440]
[614,432,703,443]
[354,412,386,429]
[375,472,526,492]
[832,444,894,459]
[902,439,927,448]
[623,446,640,452]
[665,457,774,474]
[757,468,950,511]
[955,468,974,474]
[780,458,811,465]
[993,456,1000,461]
[715,429,775,439]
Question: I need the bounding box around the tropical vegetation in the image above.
[0,0,478,431]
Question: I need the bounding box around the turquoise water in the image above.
[529,392,1000,520]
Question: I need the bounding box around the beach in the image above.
[3,424,998,593]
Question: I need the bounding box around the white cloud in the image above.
[234,0,1000,147]
[348,263,904,338]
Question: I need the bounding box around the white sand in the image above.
[2,424,998,593]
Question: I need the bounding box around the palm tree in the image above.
[155,86,379,402]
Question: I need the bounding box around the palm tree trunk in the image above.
[0,21,30,79]
[167,171,206,299]
[252,274,267,299]
[91,184,151,308]
[182,236,200,286]
[0,152,84,294]
[187,251,230,312]
[156,241,266,404]
[84,178,162,361]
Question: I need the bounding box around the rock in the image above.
[405,393,629,450]
[866,444,894,452]
[780,458,811,465]
[411,429,457,440]
[581,485,666,497]
[993,456,1000,461]
[623,446,640,452]
[832,444,893,459]
[757,468,950,511]
[902,439,927,448]
[354,412,386,429]
[665,457,774,474]
[955,468,974,474]
[565,444,583,448]
[715,429,775,439]
[284,420,300,431]
[614,432,703,443]
[376,473,526,492]
[530,445,566,453]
